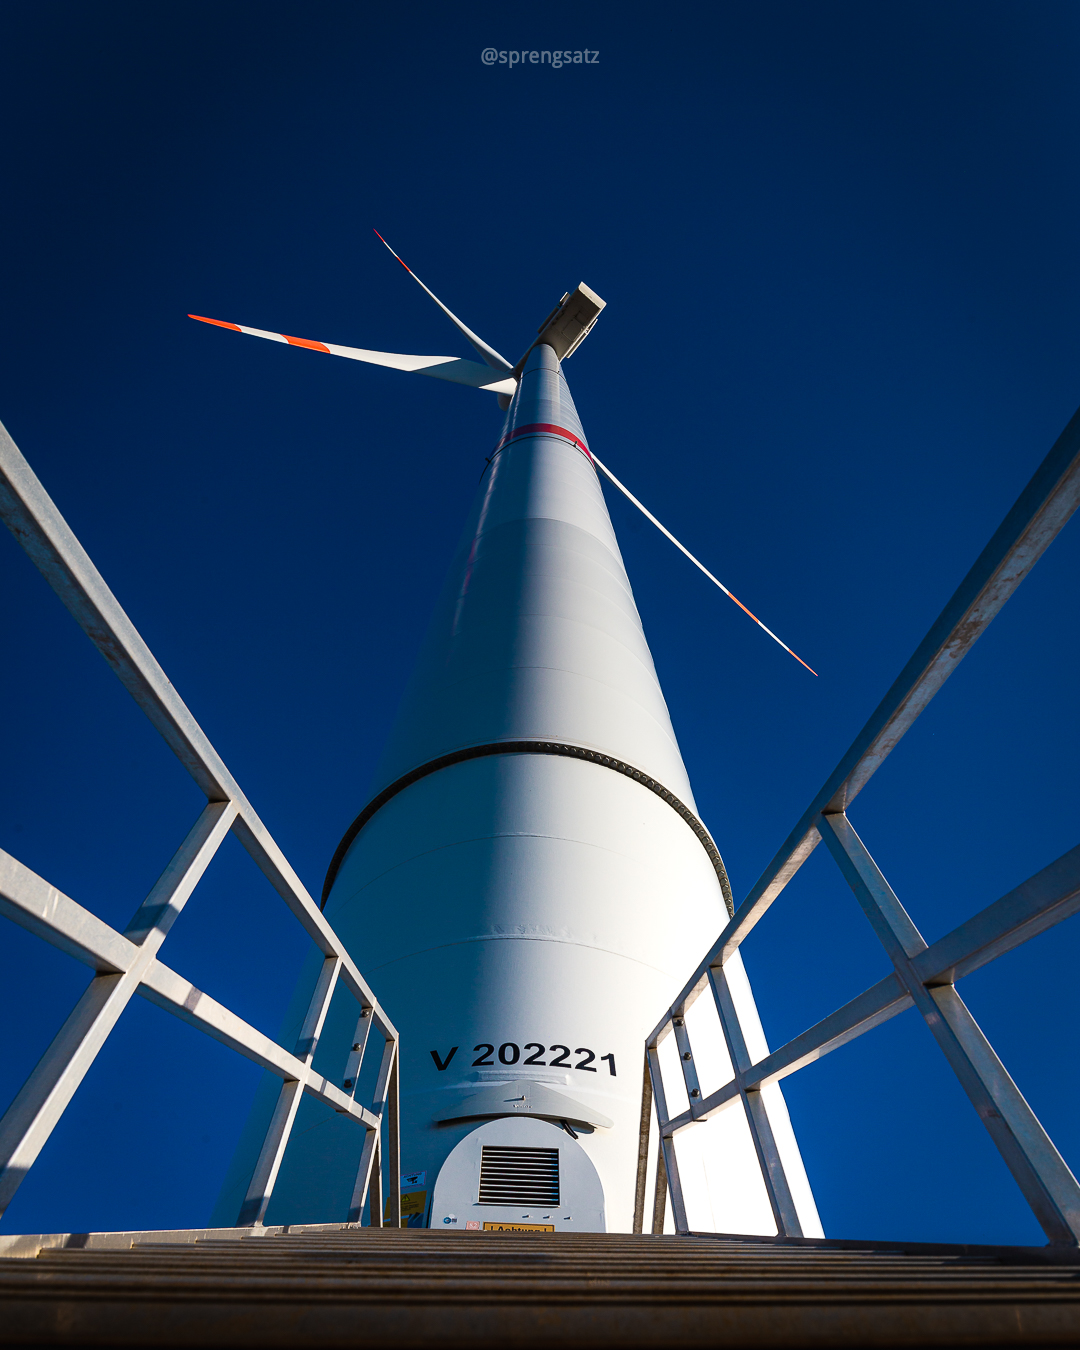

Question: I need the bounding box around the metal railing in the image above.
[639,403,1080,1245]
[0,419,400,1230]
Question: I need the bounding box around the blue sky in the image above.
[0,0,1078,1245]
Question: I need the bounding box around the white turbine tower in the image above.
[197,238,821,1236]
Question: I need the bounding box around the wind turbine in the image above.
[197,236,821,1236]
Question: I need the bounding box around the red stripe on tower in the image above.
[495,422,593,461]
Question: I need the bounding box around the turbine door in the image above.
[430,1117,605,1233]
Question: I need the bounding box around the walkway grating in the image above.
[0,1225,1079,1346]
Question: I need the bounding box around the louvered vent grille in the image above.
[478,1146,560,1206]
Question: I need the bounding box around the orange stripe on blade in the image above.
[188,314,241,331]
[285,335,331,353]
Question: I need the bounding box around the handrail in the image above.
[641,400,1080,1245]
[0,419,400,1231]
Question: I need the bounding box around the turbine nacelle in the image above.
[520,283,607,372]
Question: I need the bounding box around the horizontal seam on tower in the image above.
[414,657,668,709]
[325,827,714,922]
[453,613,661,676]
[399,665,681,753]
[469,517,628,578]
[467,537,642,591]
[367,931,676,976]
[322,740,734,917]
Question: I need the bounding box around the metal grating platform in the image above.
[0,1224,1078,1347]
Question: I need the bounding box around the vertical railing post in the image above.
[647,1034,689,1233]
[348,1126,379,1225]
[672,1011,703,1114]
[385,1048,401,1229]
[651,1139,668,1235]
[709,965,803,1237]
[633,1052,653,1234]
[238,955,341,1226]
[369,1134,384,1228]
[347,1028,398,1225]
[341,1007,373,1098]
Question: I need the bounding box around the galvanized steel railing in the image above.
[0,420,400,1230]
[640,404,1080,1245]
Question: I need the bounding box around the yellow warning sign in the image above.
[482,1221,555,1232]
[384,1190,427,1225]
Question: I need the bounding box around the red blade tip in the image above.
[189,314,240,331]
[372,228,410,271]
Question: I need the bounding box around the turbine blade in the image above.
[591,452,819,676]
[373,230,513,373]
[187,315,516,394]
